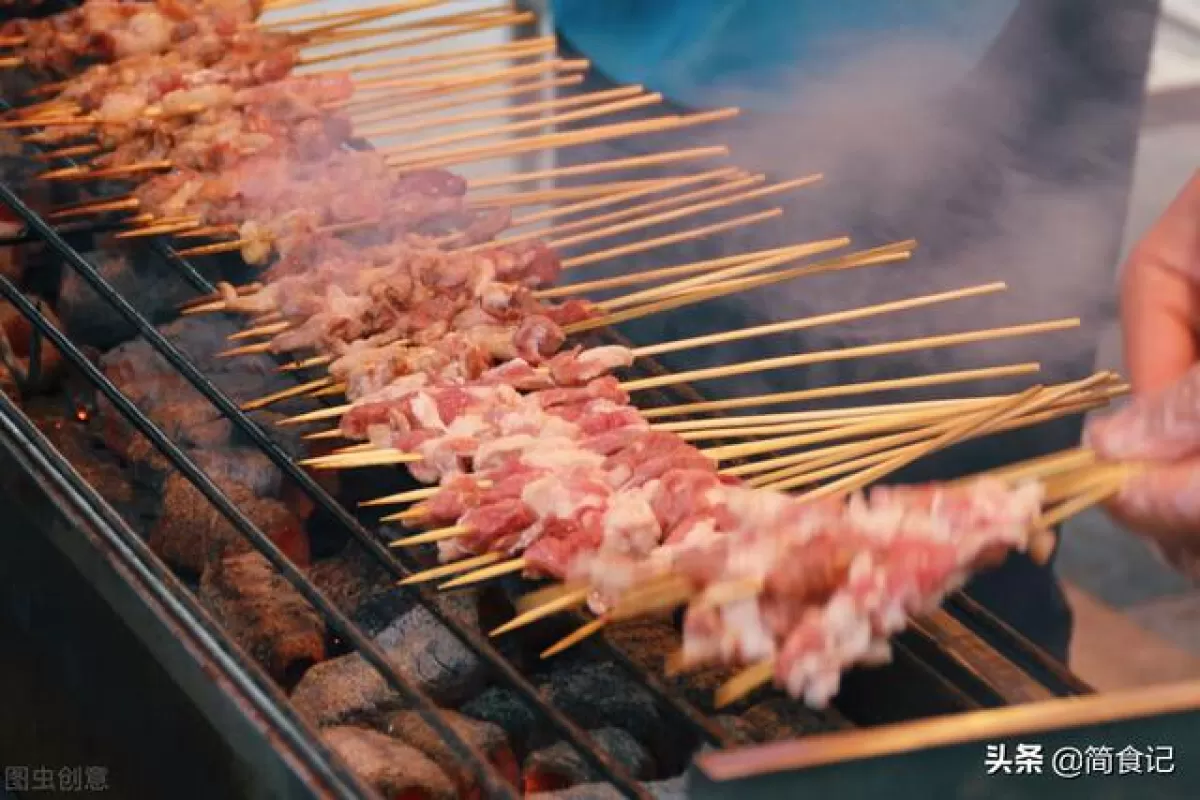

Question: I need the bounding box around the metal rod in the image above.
[0,181,649,799]
[0,243,518,800]
[0,390,374,800]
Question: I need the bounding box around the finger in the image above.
[1120,257,1200,396]
[1119,169,1200,395]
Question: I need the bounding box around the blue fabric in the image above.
[550,0,1020,110]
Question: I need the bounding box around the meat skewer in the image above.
[242,276,999,417]
[0,0,270,75]
[297,370,1110,593]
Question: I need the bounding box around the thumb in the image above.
[1086,364,1200,461]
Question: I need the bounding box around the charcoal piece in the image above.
[739,697,841,740]
[58,251,201,349]
[523,727,655,793]
[290,606,485,726]
[33,409,137,513]
[383,709,519,795]
[539,662,663,746]
[351,588,419,638]
[95,396,232,465]
[526,785,623,800]
[199,552,326,688]
[244,409,306,460]
[526,776,688,800]
[121,435,173,484]
[321,726,456,800]
[311,556,401,623]
[193,448,282,498]
[154,401,234,449]
[708,714,757,746]
[460,687,539,758]
[147,472,298,575]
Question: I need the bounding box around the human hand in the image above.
[1085,171,1200,571]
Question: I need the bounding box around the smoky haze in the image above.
[640,4,1156,397]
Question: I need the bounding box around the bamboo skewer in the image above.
[387,524,473,546]
[292,378,1103,474]
[546,174,821,252]
[541,618,608,658]
[497,167,749,233]
[493,172,765,248]
[1039,473,1128,528]
[341,67,584,119]
[378,92,666,157]
[751,390,1119,491]
[658,394,1023,434]
[364,484,447,508]
[715,662,777,709]
[309,8,530,51]
[239,377,339,412]
[396,552,503,586]
[233,248,933,412]
[489,588,591,637]
[347,74,585,126]
[463,175,714,210]
[326,35,558,77]
[274,307,1054,429]
[561,208,784,274]
[564,244,914,335]
[636,282,1007,359]
[467,146,730,190]
[296,10,538,67]
[438,557,527,589]
[759,395,1116,494]
[265,0,455,32]
[960,447,1098,488]
[385,108,740,171]
[288,0,454,41]
[641,363,1043,419]
[793,378,1109,502]
[355,84,645,138]
[620,319,1080,394]
[536,239,847,299]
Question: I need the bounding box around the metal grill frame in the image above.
[0,48,1095,800]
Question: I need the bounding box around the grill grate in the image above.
[0,52,1082,793]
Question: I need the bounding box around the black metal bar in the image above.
[0,181,650,799]
[0,269,519,800]
[0,391,374,800]
[8,93,719,795]
[945,593,1094,697]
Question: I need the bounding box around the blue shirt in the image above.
[551,0,1020,111]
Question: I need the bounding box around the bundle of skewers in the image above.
[0,0,1139,713]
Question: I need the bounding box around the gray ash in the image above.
[460,686,540,760]
[309,543,396,621]
[536,660,671,763]
[58,249,214,350]
[289,604,487,726]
